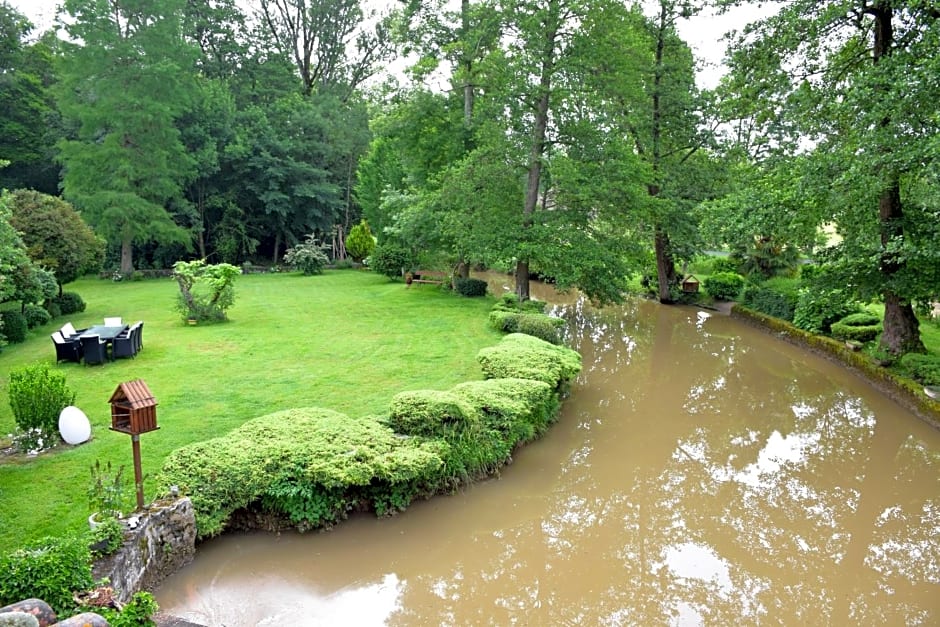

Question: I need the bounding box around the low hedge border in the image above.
[158,333,581,538]
[731,305,940,427]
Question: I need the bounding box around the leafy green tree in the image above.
[172,259,241,322]
[4,189,103,291]
[345,219,375,262]
[55,0,198,274]
[0,194,30,304]
[257,0,394,99]
[721,0,940,354]
[0,6,60,194]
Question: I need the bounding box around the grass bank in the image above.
[0,271,501,553]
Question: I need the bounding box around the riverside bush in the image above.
[451,378,558,444]
[477,333,581,389]
[158,408,444,536]
[387,390,479,438]
[0,534,94,616]
[703,272,744,301]
[793,288,861,334]
[830,311,882,343]
[741,277,800,321]
[900,353,940,386]
[488,310,564,344]
[8,363,76,451]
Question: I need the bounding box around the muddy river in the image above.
[154,292,940,625]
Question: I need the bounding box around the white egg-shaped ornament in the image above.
[59,406,91,445]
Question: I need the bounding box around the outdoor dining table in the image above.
[79,324,129,343]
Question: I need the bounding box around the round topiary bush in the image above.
[830,311,882,343]
[55,291,86,315]
[22,303,52,329]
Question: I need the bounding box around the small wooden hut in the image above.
[682,274,700,293]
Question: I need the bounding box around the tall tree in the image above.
[0,4,60,194]
[256,0,393,99]
[722,0,940,354]
[56,0,199,274]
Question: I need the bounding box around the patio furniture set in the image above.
[51,317,144,365]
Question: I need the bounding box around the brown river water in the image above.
[154,287,940,625]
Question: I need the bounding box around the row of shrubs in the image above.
[0,291,86,346]
[156,332,581,538]
[488,293,566,344]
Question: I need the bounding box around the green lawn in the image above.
[0,270,502,553]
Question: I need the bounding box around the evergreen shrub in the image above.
[900,353,940,386]
[22,303,51,329]
[387,390,479,438]
[830,311,882,342]
[45,302,62,319]
[454,277,488,297]
[0,310,28,343]
[709,256,739,274]
[0,534,94,616]
[158,408,444,537]
[477,333,581,389]
[451,378,558,444]
[55,291,86,315]
[8,363,76,452]
[703,272,744,301]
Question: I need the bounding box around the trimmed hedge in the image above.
[477,333,581,389]
[830,311,882,343]
[159,331,582,538]
[23,303,52,329]
[488,310,564,344]
[158,408,445,536]
[54,291,86,315]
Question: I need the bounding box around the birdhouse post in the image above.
[109,379,159,510]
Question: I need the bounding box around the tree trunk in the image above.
[515,259,530,301]
[517,11,557,302]
[654,225,676,304]
[870,4,925,355]
[120,232,134,275]
[650,2,674,305]
[272,231,281,265]
[456,260,470,280]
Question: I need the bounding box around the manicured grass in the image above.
[0,270,501,553]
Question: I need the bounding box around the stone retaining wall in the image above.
[93,498,196,604]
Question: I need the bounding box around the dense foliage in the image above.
[283,234,330,275]
[703,272,745,301]
[830,312,883,343]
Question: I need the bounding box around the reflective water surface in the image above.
[154,293,940,625]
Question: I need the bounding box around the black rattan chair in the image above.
[80,334,108,365]
[52,331,82,363]
[112,328,137,359]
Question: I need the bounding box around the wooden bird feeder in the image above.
[109,379,158,435]
[682,274,700,293]
[109,379,159,510]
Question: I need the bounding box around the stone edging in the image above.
[730,304,940,430]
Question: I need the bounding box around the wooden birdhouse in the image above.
[109,379,159,435]
[682,274,700,293]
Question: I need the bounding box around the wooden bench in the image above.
[406,270,447,286]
